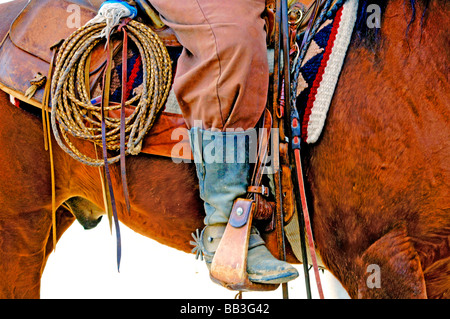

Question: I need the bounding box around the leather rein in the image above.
[275,0,343,299]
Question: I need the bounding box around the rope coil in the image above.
[51,19,172,166]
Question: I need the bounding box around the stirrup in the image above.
[210,198,279,292]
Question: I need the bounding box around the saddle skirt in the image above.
[0,0,101,106]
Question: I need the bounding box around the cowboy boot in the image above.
[190,127,299,285]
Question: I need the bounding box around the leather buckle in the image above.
[247,185,269,197]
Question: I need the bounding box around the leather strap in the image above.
[247,185,269,197]
[299,0,321,56]
[118,18,132,214]
[101,36,122,271]
[294,148,324,299]
[44,43,60,249]
[248,109,273,198]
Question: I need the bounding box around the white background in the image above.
[41,220,349,299]
[1,0,350,299]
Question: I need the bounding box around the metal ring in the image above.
[288,8,304,26]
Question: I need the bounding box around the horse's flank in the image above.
[0,0,448,298]
[305,0,449,298]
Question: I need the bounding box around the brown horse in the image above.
[0,0,448,299]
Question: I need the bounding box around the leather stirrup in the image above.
[210,198,279,292]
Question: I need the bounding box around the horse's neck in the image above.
[379,0,448,99]
[338,0,448,157]
[382,0,447,68]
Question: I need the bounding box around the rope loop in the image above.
[51,19,172,166]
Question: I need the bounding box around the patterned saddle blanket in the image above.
[295,0,358,144]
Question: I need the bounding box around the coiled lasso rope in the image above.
[50,19,172,167]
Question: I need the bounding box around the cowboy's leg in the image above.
[149,0,268,130]
[148,0,298,284]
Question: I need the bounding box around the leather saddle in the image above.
[0,0,179,105]
[0,0,191,160]
[0,0,281,161]
[0,0,101,106]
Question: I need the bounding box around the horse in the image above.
[0,0,448,299]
